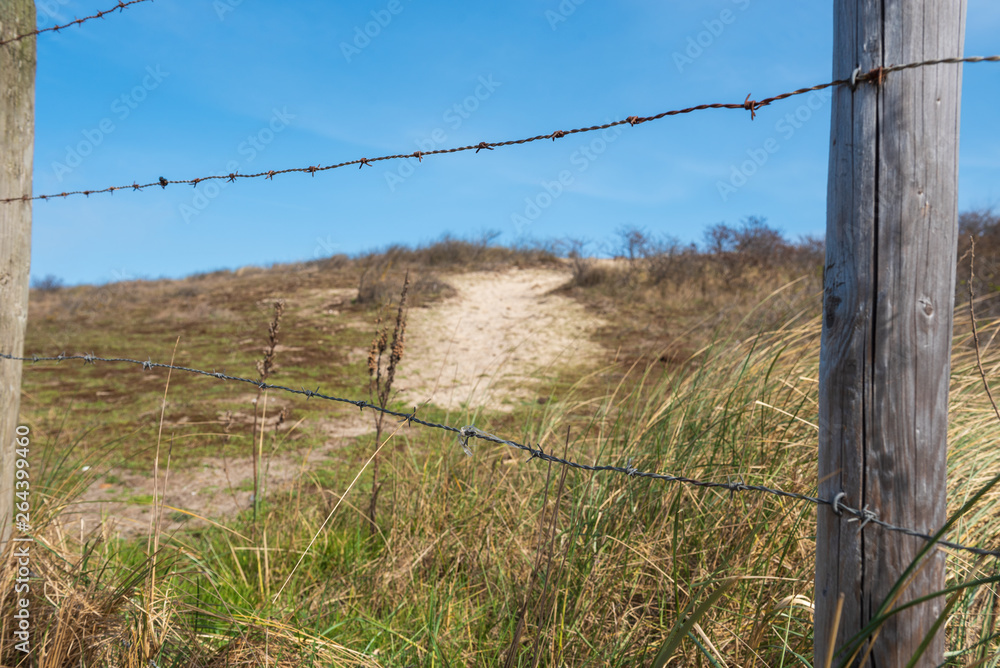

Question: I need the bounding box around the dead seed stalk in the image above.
[253,300,285,525]
[366,272,409,536]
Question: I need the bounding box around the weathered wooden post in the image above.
[0,0,35,547]
[816,1,965,665]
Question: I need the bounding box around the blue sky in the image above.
[23,1,1000,285]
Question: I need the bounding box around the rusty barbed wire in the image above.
[0,0,154,47]
[2,54,997,205]
[2,350,998,560]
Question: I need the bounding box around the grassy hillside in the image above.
[3,219,1000,666]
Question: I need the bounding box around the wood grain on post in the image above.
[816,1,965,665]
[0,0,35,546]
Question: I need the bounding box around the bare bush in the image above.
[616,225,649,286]
[958,208,1000,312]
[31,274,65,292]
[558,239,612,288]
[703,216,792,288]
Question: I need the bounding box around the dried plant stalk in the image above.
[252,299,284,524]
[366,273,409,535]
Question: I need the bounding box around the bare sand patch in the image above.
[395,267,606,412]
[65,410,373,540]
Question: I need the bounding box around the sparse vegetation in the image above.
[559,218,825,368]
[4,221,1000,666]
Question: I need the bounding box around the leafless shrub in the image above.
[357,256,451,306]
[356,249,401,306]
[31,273,65,292]
[561,239,612,288]
[414,231,500,266]
[356,234,558,292]
[356,276,391,305]
[790,234,825,270]
[958,208,1000,314]
[316,253,350,271]
[572,262,613,287]
[703,216,792,288]
[411,273,451,298]
[616,225,649,286]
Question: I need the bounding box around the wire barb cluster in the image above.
[2,55,997,204]
[3,350,998,560]
[0,0,154,47]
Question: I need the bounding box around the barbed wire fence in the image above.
[1,55,998,205]
[2,351,999,561]
[3,4,1000,585]
[0,0,155,47]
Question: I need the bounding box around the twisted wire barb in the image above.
[3,351,998,559]
[0,0,154,47]
[3,55,998,204]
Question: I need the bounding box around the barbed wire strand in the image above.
[0,0,154,47]
[2,351,998,560]
[2,55,997,205]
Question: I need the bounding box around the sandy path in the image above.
[396,267,605,412]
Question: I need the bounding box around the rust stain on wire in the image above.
[0,0,155,47]
[2,55,998,204]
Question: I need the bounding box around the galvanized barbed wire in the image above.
[2,55,998,204]
[3,350,999,559]
[0,0,154,47]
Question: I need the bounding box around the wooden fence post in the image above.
[816,1,966,665]
[0,0,35,547]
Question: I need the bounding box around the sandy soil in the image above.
[68,409,374,539]
[66,267,605,539]
[397,267,605,412]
